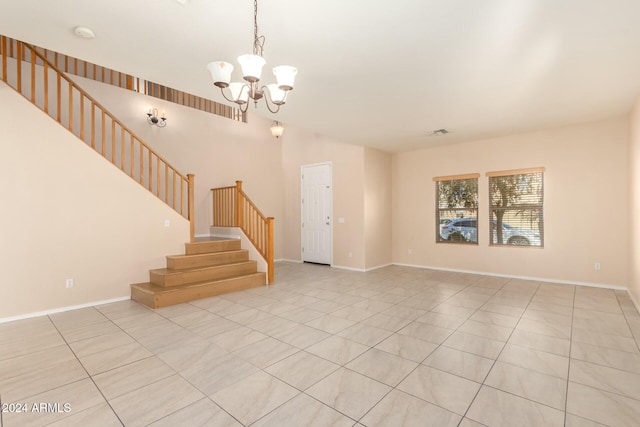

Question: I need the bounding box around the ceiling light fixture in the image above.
[73,26,95,40]
[206,0,297,114]
[270,121,284,138]
[147,108,167,127]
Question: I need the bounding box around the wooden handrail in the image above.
[1,36,195,241]
[211,181,274,284]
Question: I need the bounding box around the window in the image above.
[488,168,544,247]
[434,174,479,244]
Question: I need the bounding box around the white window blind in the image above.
[434,174,479,244]
[487,168,544,247]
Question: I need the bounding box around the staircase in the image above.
[1,35,273,308]
[0,35,195,239]
[131,237,266,309]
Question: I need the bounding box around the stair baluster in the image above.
[211,181,275,284]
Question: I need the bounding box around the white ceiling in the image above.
[2,0,640,152]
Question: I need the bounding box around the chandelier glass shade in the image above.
[207,0,297,114]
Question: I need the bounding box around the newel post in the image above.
[267,217,274,284]
[235,180,243,229]
[1,36,7,82]
[187,174,195,242]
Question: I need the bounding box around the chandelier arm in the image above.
[263,84,285,103]
[219,87,237,104]
[244,83,254,100]
[220,87,250,113]
[259,85,282,113]
[262,96,281,114]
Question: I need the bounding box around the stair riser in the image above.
[130,286,155,308]
[150,262,257,287]
[185,240,241,255]
[167,251,249,270]
[132,274,267,309]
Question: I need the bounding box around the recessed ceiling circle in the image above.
[73,26,95,39]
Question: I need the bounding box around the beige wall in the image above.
[629,97,640,305]
[4,53,635,320]
[392,117,629,287]
[0,82,189,319]
[72,76,285,259]
[364,147,392,270]
[281,129,366,269]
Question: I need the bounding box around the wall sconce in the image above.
[270,120,284,139]
[147,108,167,127]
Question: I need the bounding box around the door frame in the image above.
[300,161,333,265]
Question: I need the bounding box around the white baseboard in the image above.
[194,233,213,239]
[333,263,394,272]
[629,290,640,314]
[392,263,627,291]
[332,265,366,272]
[365,263,394,272]
[0,296,131,324]
[277,261,390,273]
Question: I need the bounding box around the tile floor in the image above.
[1,262,640,426]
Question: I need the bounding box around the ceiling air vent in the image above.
[430,129,450,136]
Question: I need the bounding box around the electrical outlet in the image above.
[164,219,171,227]
[594,262,601,271]
[408,249,412,254]
[65,278,74,288]
[338,218,345,223]
[348,251,353,258]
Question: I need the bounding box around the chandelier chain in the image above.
[253,0,265,57]
[254,0,258,43]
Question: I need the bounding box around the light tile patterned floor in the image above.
[2,262,640,426]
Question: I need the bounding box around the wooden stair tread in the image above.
[166,249,249,270]
[131,272,266,308]
[150,260,256,275]
[132,272,265,293]
[193,236,235,242]
[185,239,241,255]
[167,249,246,260]
[149,260,258,287]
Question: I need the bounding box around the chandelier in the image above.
[206,0,297,114]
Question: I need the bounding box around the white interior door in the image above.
[301,163,332,264]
